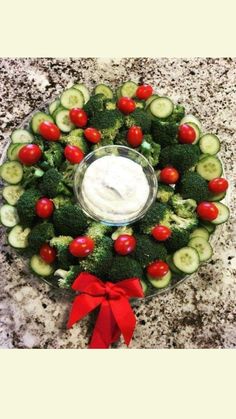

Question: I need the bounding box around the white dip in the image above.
[81,155,150,222]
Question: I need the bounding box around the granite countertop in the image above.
[0,58,235,349]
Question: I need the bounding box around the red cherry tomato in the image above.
[18,144,42,166]
[117,97,136,114]
[208,177,229,194]
[39,243,56,264]
[160,167,179,184]
[127,126,143,148]
[69,236,95,258]
[114,234,136,255]
[147,261,169,278]
[84,127,101,144]
[35,197,54,218]
[64,145,84,164]
[39,121,61,141]
[69,108,88,127]
[197,201,219,221]
[178,124,196,144]
[152,225,171,241]
[136,84,153,100]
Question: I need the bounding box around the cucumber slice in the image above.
[196,155,223,181]
[55,109,75,133]
[173,247,200,274]
[8,225,31,248]
[7,143,25,161]
[31,112,54,134]
[120,81,138,98]
[140,280,148,294]
[0,204,19,227]
[147,270,172,289]
[199,220,216,234]
[188,237,213,262]
[94,84,113,99]
[149,97,174,119]
[166,255,183,274]
[116,86,122,99]
[211,202,230,225]
[30,254,54,277]
[187,122,201,144]
[49,99,60,115]
[199,133,221,155]
[0,161,23,184]
[145,94,159,108]
[73,84,90,104]
[190,227,210,241]
[208,191,226,202]
[60,88,84,110]
[2,185,25,205]
[180,114,202,130]
[11,129,34,144]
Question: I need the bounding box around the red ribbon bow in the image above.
[67,272,144,348]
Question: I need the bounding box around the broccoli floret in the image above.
[80,236,113,278]
[114,129,128,146]
[50,235,75,269]
[165,228,191,252]
[21,166,44,188]
[134,99,145,109]
[86,222,112,240]
[139,134,161,167]
[53,204,88,236]
[169,105,185,123]
[40,142,63,169]
[60,161,75,189]
[111,226,134,240]
[125,109,152,133]
[32,135,45,150]
[169,213,198,231]
[178,171,209,202]
[83,94,105,116]
[151,119,178,147]
[17,188,41,226]
[109,256,143,282]
[60,129,89,154]
[159,144,200,173]
[157,183,175,203]
[171,193,197,218]
[55,265,82,289]
[138,202,171,234]
[133,234,167,267]
[28,222,55,251]
[104,99,117,110]
[52,195,72,209]
[39,168,72,198]
[89,109,124,142]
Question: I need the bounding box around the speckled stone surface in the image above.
[0,58,235,349]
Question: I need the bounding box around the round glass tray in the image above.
[0,100,227,300]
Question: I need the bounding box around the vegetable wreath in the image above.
[0,81,230,295]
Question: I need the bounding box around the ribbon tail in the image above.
[110,297,136,346]
[89,300,121,349]
[67,294,103,329]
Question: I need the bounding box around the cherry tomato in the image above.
[208,177,229,194]
[117,97,136,114]
[147,261,169,278]
[136,84,153,100]
[152,225,171,241]
[178,124,196,144]
[127,126,143,148]
[114,234,136,255]
[39,121,61,141]
[197,201,219,221]
[69,108,88,127]
[69,236,95,258]
[39,243,56,264]
[18,144,42,166]
[35,197,54,218]
[84,127,101,144]
[64,145,84,164]
[160,167,179,184]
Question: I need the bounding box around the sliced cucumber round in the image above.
[188,237,213,262]
[0,161,23,184]
[7,143,25,161]
[30,254,54,277]
[31,112,54,134]
[211,202,230,225]
[199,133,221,155]
[208,190,226,202]
[190,227,210,241]
[8,225,31,248]
[180,114,202,130]
[147,270,172,289]
[73,83,90,104]
[120,81,138,98]
[55,109,75,133]
[187,122,201,144]
[166,255,183,274]
[150,97,174,119]
[116,86,122,99]
[0,204,19,227]
[94,84,113,99]
[49,99,60,115]
[199,220,216,234]
[196,155,223,181]
[145,94,159,108]
[173,247,200,274]
[11,129,34,144]
[60,88,84,110]
[140,280,148,295]
[2,185,25,205]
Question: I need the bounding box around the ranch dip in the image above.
[81,155,150,222]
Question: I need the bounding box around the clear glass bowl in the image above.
[74,145,158,226]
